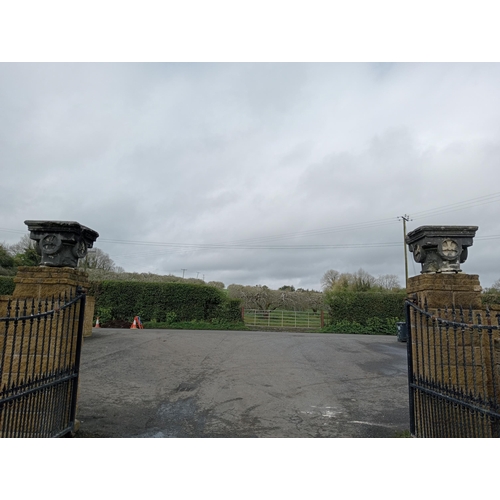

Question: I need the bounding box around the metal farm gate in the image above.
[405,298,500,438]
[243,309,324,329]
[0,289,86,438]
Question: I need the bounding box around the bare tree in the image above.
[208,281,225,289]
[321,269,340,290]
[294,289,325,312]
[8,234,40,267]
[79,248,116,271]
[491,279,500,290]
[0,243,15,275]
[375,274,401,290]
[228,284,325,312]
[227,285,281,310]
[277,287,299,310]
[86,269,184,282]
[7,234,37,255]
[322,271,357,291]
[322,268,404,292]
[352,268,376,291]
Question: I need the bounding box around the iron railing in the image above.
[0,289,86,438]
[405,298,500,438]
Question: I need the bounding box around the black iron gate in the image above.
[0,289,86,438]
[405,298,500,437]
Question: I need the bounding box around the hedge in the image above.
[323,290,406,335]
[88,280,242,326]
[323,317,401,335]
[481,291,500,307]
[0,276,15,295]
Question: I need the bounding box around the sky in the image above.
[1,62,500,290]
[1,3,500,292]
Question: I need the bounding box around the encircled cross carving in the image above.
[40,233,62,255]
[439,239,460,260]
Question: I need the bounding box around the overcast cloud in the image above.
[1,62,500,290]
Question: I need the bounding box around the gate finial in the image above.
[406,225,477,274]
[24,220,99,268]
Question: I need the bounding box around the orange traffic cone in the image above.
[95,317,100,328]
[130,318,138,329]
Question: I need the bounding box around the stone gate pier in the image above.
[405,225,500,437]
[406,225,481,308]
[14,220,99,337]
[0,220,99,437]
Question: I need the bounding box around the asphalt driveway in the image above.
[76,328,409,438]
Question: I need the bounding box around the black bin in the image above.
[396,322,407,342]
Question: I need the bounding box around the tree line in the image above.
[0,235,41,274]
[1,235,225,288]
[227,284,324,312]
[320,268,402,292]
[225,269,403,312]
[2,235,404,315]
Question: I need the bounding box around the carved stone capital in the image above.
[25,220,99,268]
[405,225,477,274]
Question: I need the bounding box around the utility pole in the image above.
[181,269,187,278]
[196,272,200,279]
[398,215,411,288]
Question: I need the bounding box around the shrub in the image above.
[482,291,500,307]
[142,319,247,331]
[94,306,113,325]
[322,317,401,335]
[164,311,177,324]
[0,276,15,295]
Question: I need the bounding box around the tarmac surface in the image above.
[76,328,410,438]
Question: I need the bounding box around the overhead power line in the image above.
[476,234,500,241]
[2,191,500,255]
[219,218,400,245]
[0,227,27,234]
[411,192,500,220]
[108,240,402,256]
